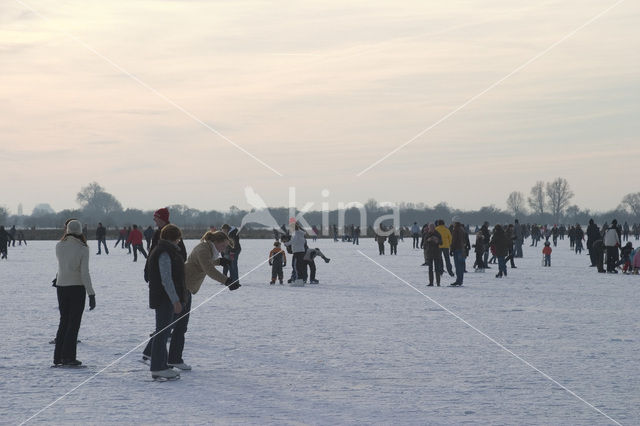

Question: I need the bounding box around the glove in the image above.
[218,257,230,267]
[89,295,96,310]
[225,277,241,291]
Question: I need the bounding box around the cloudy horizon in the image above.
[2,0,638,215]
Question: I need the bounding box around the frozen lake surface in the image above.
[2,237,639,425]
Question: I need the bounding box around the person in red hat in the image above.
[149,208,187,257]
[143,207,189,367]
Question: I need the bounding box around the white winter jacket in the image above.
[603,227,620,248]
[56,237,95,295]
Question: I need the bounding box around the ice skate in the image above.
[167,362,191,371]
[151,368,180,380]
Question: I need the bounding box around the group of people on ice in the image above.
[0,225,27,259]
[399,217,639,286]
[42,208,640,382]
[274,222,331,285]
[52,208,242,380]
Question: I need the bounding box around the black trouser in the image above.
[441,248,453,274]
[606,247,619,272]
[595,248,605,272]
[149,300,173,372]
[132,244,148,262]
[427,257,443,285]
[168,293,191,364]
[54,285,86,363]
[306,260,316,281]
[96,237,109,254]
[475,252,485,269]
[293,252,307,281]
[144,294,191,364]
[271,263,283,281]
[378,242,385,255]
[412,235,420,249]
[506,247,516,267]
[390,244,397,255]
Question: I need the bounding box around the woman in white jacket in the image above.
[53,220,96,366]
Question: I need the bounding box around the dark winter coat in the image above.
[0,228,10,247]
[586,222,600,246]
[96,225,106,240]
[490,228,511,257]
[150,225,187,260]
[146,240,186,309]
[422,230,442,260]
[228,228,241,254]
[450,224,467,252]
[480,225,491,246]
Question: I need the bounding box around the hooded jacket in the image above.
[435,225,452,249]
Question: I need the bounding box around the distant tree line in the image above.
[1,180,639,231]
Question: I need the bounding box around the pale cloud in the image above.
[1,0,638,214]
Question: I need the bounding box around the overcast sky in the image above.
[1,0,638,215]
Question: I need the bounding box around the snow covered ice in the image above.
[2,238,639,424]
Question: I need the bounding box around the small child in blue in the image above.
[542,241,552,267]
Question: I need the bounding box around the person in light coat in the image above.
[284,223,308,283]
[53,220,96,366]
[604,220,621,273]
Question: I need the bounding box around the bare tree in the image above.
[527,181,546,217]
[506,191,526,218]
[546,177,574,223]
[620,192,640,217]
[77,182,123,217]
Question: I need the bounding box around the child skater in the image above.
[542,241,552,267]
[303,247,331,284]
[269,241,286,285]
[616,242,633,273]
[473,232,485,271]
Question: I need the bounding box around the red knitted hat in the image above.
[154,207,170,223]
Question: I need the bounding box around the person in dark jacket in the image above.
[592,239,606,273]
[143,225,154,250]
[490,224,511,278]
[150,208,187,259]
[574,224,585,254]
[146,224,184,380]
[0,226,10,259]
[8,225,16,247]
[388,230,398,255]
[449,218,467,286]
[586,219,601,267]
[221,224,241,285]
[375,232,386,255]
[95,222,109,255]
[473,232,486,271]
[142,208,187,365]
[422,224,443,286]
[505,224,517,269]
[480,222,491,268]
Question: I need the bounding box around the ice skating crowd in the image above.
[2,210,638,380]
